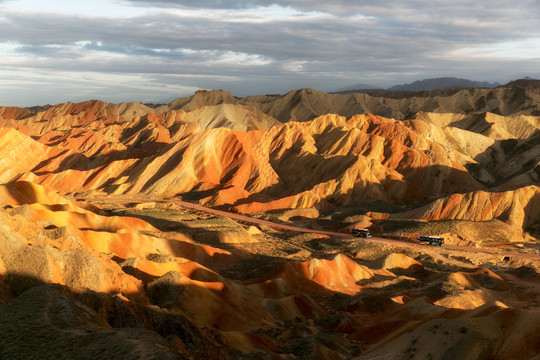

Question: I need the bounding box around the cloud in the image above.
[123,0,540,21]
[0,0,539,105]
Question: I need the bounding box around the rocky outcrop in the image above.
[392,186,540,231]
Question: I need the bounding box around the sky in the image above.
[1,0,540,106]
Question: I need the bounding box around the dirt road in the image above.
[85,196,539,260]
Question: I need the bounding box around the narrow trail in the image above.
[84,196,539,260]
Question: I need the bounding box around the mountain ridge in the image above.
[0,86,539,359]
[6,85,539,128]
[1,99,538,238]
[333,76,530,94]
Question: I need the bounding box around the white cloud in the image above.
[212,51,272,66]
[160,4,328,23]
[1,0,147,17]
[0,67,199,106]
[454,38,540,60]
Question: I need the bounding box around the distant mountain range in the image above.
[387,77,499,92]
[335,76,539,94]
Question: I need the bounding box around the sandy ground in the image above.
[86,195,539,262]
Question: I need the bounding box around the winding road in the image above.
[86,196,539,260]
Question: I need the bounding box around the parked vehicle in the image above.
[419,236,444,246]
[352,228,372,238]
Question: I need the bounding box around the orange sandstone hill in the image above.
[0,88,539,358]
[0,181,539,359]
[0,92,538,241]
